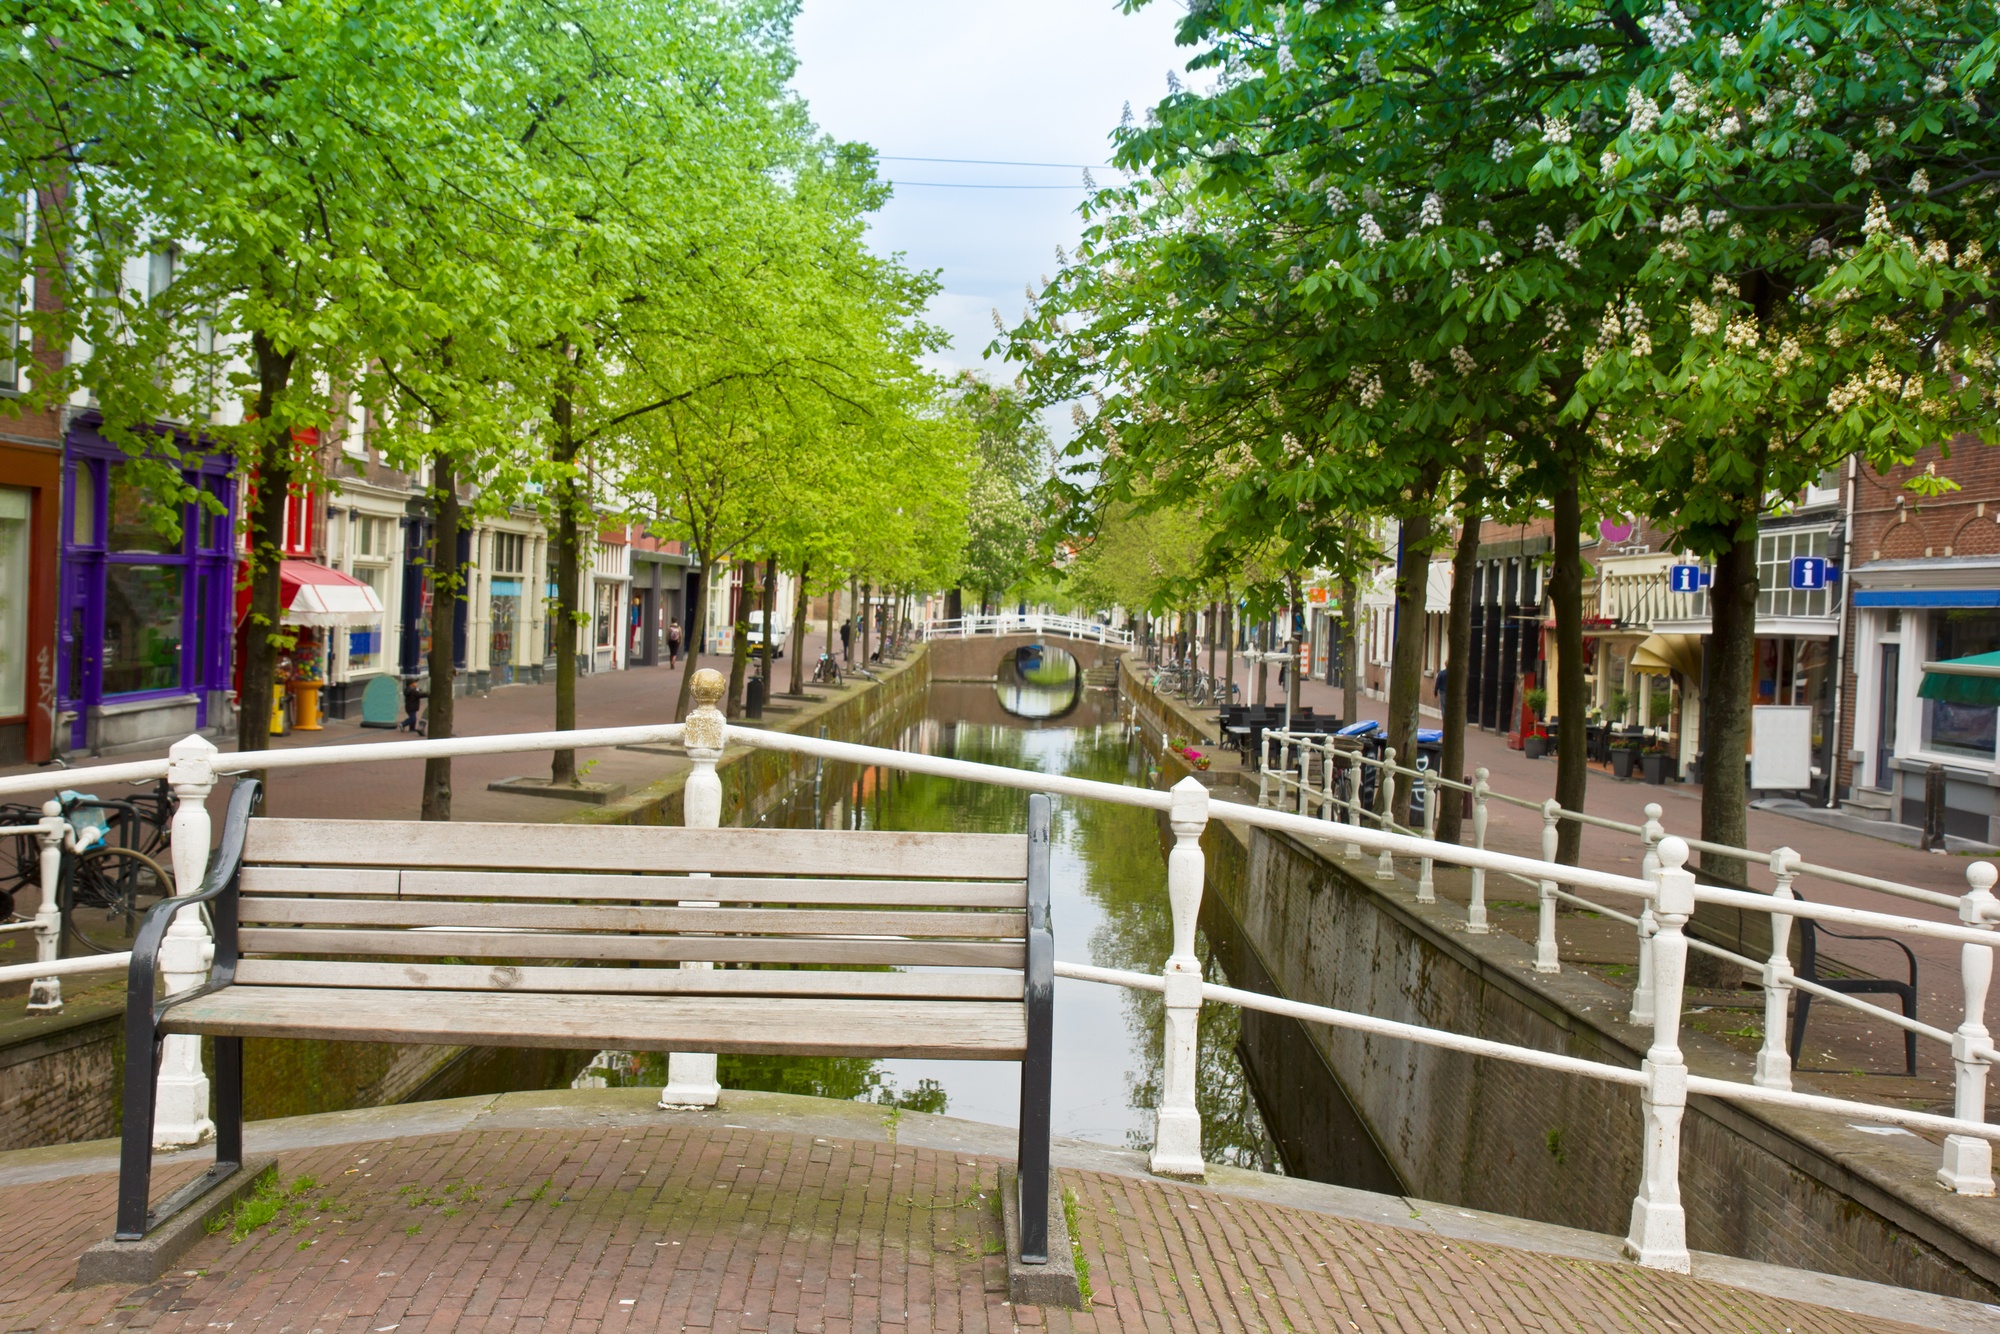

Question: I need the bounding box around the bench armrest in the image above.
[127,778,257,1025]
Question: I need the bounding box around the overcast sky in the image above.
[790,0,1190,387]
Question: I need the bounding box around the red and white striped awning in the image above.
[236,560,385,628]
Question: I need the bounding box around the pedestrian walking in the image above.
[399,678,428,735]
[1435,665,1447,703]
[840,618,853,663]
[666,619,682,668]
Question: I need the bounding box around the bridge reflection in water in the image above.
[995,642,1081,719]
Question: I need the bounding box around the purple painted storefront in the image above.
[58,417,237,754]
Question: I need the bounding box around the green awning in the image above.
[1919,651,2000,707]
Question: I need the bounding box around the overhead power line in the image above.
[888,180,1091,190]
[879,155,1114,169]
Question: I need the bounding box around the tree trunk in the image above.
[549,389,581,786]
[1437,487,1483,846]
[726,559,754,717]
[1387,510,1432,826]
[1220,590,1234,705]
[235,330,297,756]
[421,448,460,820]
[861,582,873,664]
[674,559,708,719]
[1340,573,1359,726]
[759,557,778,683]
[826,573,838,675]
[1703,526,1760,888]
[1551,474,1588,864]
[1286,574,1303,716]
[789,561,810,695]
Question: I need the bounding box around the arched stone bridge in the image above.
[926,632,1126,682]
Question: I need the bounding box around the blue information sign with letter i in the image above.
[1790,556,1832,590]
[1668,564,1707,594]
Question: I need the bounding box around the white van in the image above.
[744,610,788,658]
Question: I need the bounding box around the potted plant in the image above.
[1611,739,1640,779]
[1640,744,1675,785]
[1522,688,1549,757]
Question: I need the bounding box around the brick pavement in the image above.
[0,1116,1953,1334]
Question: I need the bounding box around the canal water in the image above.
[568,677,1284,1171]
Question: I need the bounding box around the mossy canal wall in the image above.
[0,652,932,1151]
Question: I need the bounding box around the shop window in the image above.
[0,488,28,717]
[348,565,387,673]
[493,531,525,575]
[103,563,184,695]
[1927,610,2000,757]
[1757,528,1832,619]
[594,581,616,650]
[107,461,179,554]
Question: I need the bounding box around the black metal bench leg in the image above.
[1898,988,1919,1078]
[115,1030,162,1241]
[1017,792,1054,1266]
[215,1036,244,1168]
[1787,992,1812,1072]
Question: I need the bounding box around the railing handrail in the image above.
[1256,727,1965,913]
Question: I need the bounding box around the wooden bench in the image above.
[115,779,1057,1263]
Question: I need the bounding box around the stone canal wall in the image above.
[0,651,932,1150]
[1120,657,2000,1303]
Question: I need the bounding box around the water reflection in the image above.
[579,693,1283,1172]
[996,644,1081,719]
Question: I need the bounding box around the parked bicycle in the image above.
[0,780,174,953]
[812,651,843,686]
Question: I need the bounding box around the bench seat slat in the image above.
[230,959,1023,999]
[239,868,1028,907]
[236,898,1025,939]
[245,820,1028,879]
[161,987,1027,1059]
[236,928,1025,969]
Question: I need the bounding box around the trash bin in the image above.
[746,675,766,719]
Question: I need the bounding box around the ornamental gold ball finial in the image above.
[690,668,727,709]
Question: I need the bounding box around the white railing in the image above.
[0,806,85,1009]
[922,612,1132,646]
[4,704,1997,1273]
[1255,725,2000,1192]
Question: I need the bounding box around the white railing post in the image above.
[1295,740,1310,817]
[28,801,64,1012]
[1626,835,1694,1272]
[1320,739,1336,821]
[1256,732,1273,808]
[155,734,219,1147]
[1417,769,1437,904]
[1535,798,1561,974]
[1939,861,1998,1195]
[1375,748,1396,880]
[1628,803,1665,1026]
[661,668,727,1109]
[1152,775,1209,1179]
[1753,848,1799,1090]
[1467,768,1489,933]
[1343,751,1363,860]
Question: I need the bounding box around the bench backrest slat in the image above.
[235,927,1024,969]
[245,820,1027,878]
[236,898,1027,939]
[231,958,1022,999]
[240,867,1026,908]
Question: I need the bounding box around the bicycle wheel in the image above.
[64,846,174,954]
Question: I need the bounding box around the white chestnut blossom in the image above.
[1491,137,1514,163]
[1278,45,1297,74]
[1357,213,1385,245]
[1876,117,1896,138]
[1600,149,1621,174]
[1409,359,1435,386]
[1626,85,1660,135]
[1546,307,1570,334]
[1326,186,1350,213]
[1534,222,1556,251]
[1716,116,1740,137]
[1808,236,1832,260]
[1419,192,1444,228]
[1852,150,1871,176]
[1927,73,1949,96]
[1358,374,1384,408]
[1862,192,1891,235]
[1911,169,1930,195]
[1357,49,1379,84]
[1688,299,1720,336]
[1450,346,1477,374]
[1543,116,1572,146]
[1640,2,1694,49]
[1720,34,1741,58]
